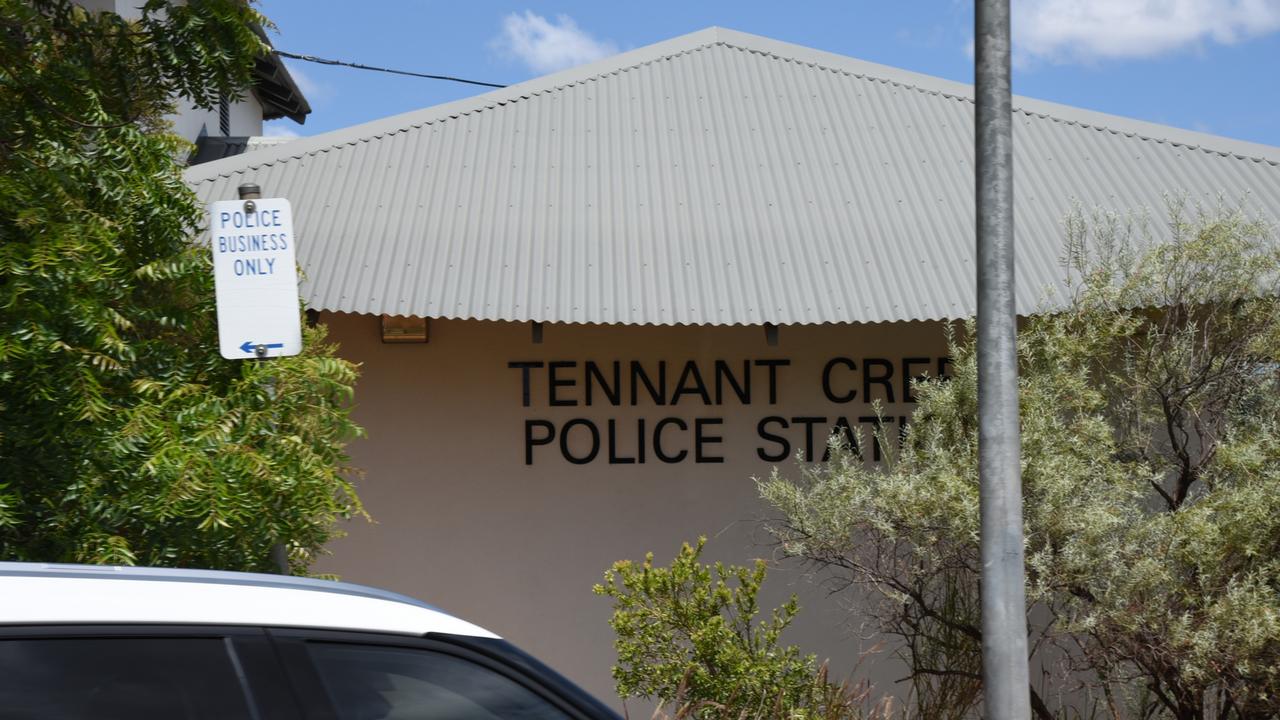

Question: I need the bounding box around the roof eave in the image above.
[251,25,311,125]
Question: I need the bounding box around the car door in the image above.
[268,629,619,720]
[0,625,300,720]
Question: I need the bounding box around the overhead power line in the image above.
[273,50,508,89]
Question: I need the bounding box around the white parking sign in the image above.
[209,197,303,359]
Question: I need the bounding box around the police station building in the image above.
[187,28,1280,703]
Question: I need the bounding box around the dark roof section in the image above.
[252,25,310,124]
[188,135,252,165]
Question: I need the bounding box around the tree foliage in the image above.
[761,202,1280,719]
[0,0,363,572]
[594,538,881,720]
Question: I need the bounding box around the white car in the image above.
[0,562,621,720]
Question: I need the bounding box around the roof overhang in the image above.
[251,25,310,124]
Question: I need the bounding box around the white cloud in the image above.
[282,60,332,106]
[261,122,301,140]
[494,11,618,74]
[1014,0,1280,63]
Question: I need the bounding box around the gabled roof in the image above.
[186,28,1280,326]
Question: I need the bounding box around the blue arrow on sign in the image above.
[240,341,285,354]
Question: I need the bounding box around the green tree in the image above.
[760,203,1280,718]
[595,538,879,720]
[0,0,363,572]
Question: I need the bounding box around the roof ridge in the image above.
[718,40,973,105]
[187,28,1279,185]
[712,39,1280,168]
[187,39,726,184]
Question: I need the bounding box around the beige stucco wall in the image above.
[314,313,952,707]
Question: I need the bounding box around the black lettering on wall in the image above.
[714,360,750,405]
[514,355,949,465]
[754,359,790,404]
[586,361,621,406]
[938,356,954,379]
[902,357,931,404]
[821,357,857,403]
[549,361,578,406]
[822,416,860,461]
[524,419,555,465]
[607,419,636,464]
[672,361,712,405]
[560,418,600,464]
[863,358,895,403]
[631,361,667,406]
[791,416,825,462]
[653,417,688,463]
[756,416,790,462]
[508,361,544,408]
[694,418,725,463]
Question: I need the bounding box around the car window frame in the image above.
[0,624,301,720]
[267,627,606,720]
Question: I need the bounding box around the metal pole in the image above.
[237,183,289,576]
[974,1,1031,718]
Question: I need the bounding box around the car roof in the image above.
[0,562,498,639]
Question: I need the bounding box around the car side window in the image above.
[307,642,573,720]
[0,637,256,720]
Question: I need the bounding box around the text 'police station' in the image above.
[215,208,289,276]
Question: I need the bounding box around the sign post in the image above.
[975,0,1031,718]
[209,187,302,360]
[210,184,300,576]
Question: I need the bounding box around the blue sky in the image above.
[259,1,1280,148]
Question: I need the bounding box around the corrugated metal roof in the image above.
[185,27,1280,326]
